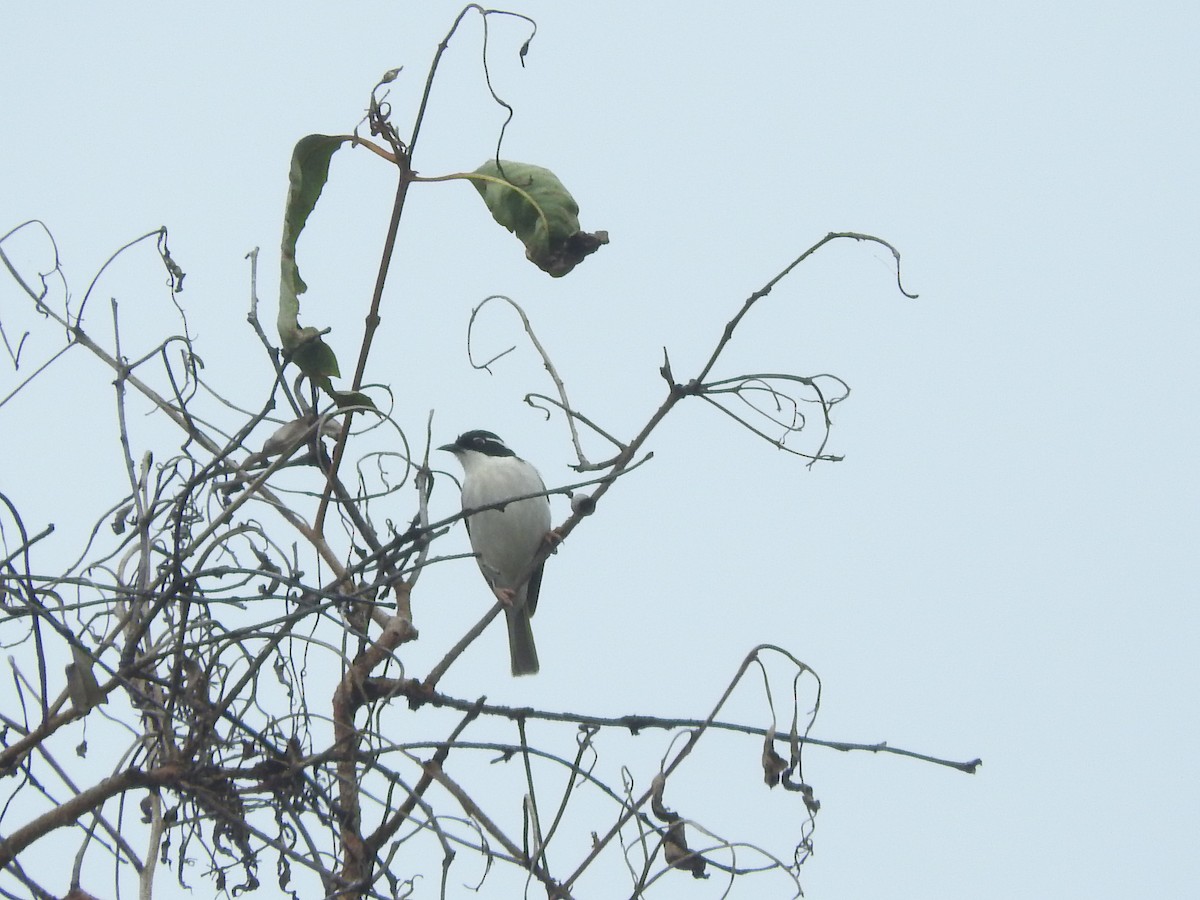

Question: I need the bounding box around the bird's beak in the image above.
[437,443,457,453]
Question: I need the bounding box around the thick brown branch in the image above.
[0,765,181,870]
[332,599,417,892]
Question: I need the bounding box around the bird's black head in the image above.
[441,430,515,458]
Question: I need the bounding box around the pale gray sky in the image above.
[3,2,1198,897]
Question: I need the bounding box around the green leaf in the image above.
[278,134,349,380]
[471,160,608,277]
[291,335,341,382]
[328,389,376,410]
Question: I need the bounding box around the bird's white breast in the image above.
[460,455,551,590]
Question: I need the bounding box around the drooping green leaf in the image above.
[472,160,608,277]
[291,335,341,382]
[278,134,349,380]
[327,388,376,410]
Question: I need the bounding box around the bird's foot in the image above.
[543,528,564,552]
[492,586,517,607]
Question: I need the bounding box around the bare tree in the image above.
[0,7,977,899]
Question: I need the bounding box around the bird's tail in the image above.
[505,603,540,676]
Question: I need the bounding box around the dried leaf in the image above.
[762,726,788,787]
[664,821,708,879]
[65,644,107,711]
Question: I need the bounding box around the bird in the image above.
[439,430,552,676]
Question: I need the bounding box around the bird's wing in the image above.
[524,560,545,617]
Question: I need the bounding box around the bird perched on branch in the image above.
[440,430,552,676]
